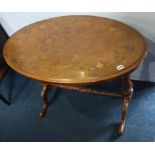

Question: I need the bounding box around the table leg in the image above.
[40,83,50,117]
[119,75,133,135]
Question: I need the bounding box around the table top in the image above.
[3,16,148,85]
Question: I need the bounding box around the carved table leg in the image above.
[118,75,133,135]
[40,83,50,117]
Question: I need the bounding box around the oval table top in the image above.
[3,16,148,85]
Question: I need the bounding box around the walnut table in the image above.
[3,16,148,134]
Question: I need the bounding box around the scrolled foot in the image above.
[39,104,48,117]
[118,98,129,135]
[40,83,50,118]
[118,120,125,135]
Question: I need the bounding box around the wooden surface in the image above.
[3,16,148,85]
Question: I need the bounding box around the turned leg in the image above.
[40,83,50,117]
[119,75,133,135]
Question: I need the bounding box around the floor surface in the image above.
[0,69,155,142]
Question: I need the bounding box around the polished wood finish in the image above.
[3,16,148,134]
[40,83,50,117]
[119,75,133,134]
[54,84,123,97]
[3,16,147,85]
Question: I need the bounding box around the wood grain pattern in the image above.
[3,16,148,85]
[2,16,148,134]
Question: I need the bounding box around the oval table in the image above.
[3,16,148,134]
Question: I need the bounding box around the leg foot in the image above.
[118,97,130,135]
[118,75,133,135]
[40,83,50,117]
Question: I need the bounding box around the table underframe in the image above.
[39,74,133,135]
